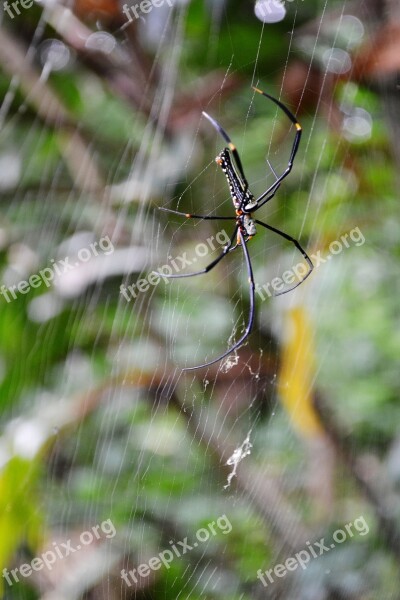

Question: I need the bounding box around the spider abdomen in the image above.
[216,148,255,210]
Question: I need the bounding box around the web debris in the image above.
[220,317,241,373]
[221,351,239,373]
[224,430,253,489]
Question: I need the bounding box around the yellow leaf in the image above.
[278,306,322,437]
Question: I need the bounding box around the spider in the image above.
[158,87,313,371]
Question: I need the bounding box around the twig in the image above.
[314,392,400,560]
[171,385,312,556]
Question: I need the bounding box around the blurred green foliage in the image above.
[0,0,399,598]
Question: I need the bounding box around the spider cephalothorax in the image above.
[158,87,313,371]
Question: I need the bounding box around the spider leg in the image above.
[183,229,255,371]
[202,111,249,191]
[252,159,282,210]
[266,158,279,179]
[252,87,302,209]
[159,207,235,221]
[255,219,313,295]
[155,226,238,280]
[253,181,282,211]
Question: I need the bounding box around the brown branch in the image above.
[0,27,72,128]
[314,392,400,560]
[171,384,312,557]
[0,27,104,192]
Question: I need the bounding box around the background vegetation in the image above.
[0,0,400,598]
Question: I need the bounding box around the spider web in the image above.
[0,0,396,599]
